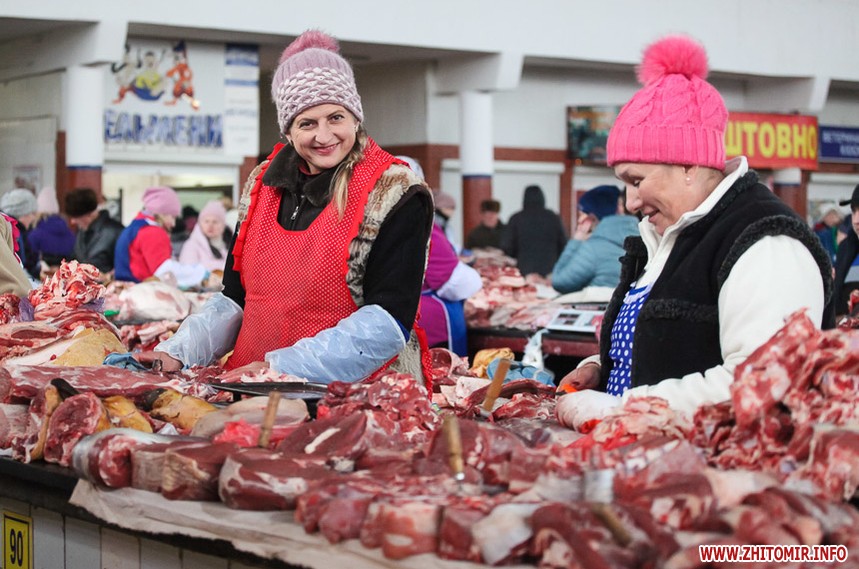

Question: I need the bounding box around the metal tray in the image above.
[207,381,328,400]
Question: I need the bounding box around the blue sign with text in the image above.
[820,126,859,163]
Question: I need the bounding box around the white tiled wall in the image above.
[32,508,64,569]
[0,498,273,569]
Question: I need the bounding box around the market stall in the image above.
[1,260,858,569]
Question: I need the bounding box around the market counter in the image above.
[0,457,301,569]
[467,327,599,358]
[0,458,528,569]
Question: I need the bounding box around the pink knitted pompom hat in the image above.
[271,30,364,134]
[607,35,728,170]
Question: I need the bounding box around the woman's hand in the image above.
[573,216,596,240]
[134,351,183,372]
[557,361,600,392]
[219,360,270,382]
[556,389,621,430]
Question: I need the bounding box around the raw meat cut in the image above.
[190,395,308,440]
[1,364,181,403]
[10,384,62,462]
[116,281,192,322]
[160,441,238,501]
[42,392,111,466]
[72,429,171,488]
[0,403,28,448]
[218,447,332,510]
[28,261,105,320]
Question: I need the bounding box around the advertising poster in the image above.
[567,106,620,163]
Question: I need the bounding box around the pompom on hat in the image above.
[142,186,181,218]
[607,35,728,170]
[271,30,364,134]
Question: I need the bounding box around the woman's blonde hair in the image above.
[330,125,368,218]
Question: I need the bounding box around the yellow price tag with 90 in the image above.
[3,511,32,569]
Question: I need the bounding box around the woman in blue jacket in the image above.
[552,185,639,294]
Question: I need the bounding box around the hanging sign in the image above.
[819,125,859,164]
[725,112,818,171]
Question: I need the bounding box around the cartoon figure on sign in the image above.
[111,47,167,104]
[111,44,141,104]
[165,41,201,110]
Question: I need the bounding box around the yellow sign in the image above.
[725,112,819,170]
[3,511,32,569]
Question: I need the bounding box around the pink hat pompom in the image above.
[280,30,340,63]
[636,35,709,86]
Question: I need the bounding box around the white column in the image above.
[64,65,105,167]
[459,90,493,177]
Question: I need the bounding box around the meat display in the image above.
[28,260,105,320]
[1,301,858,568]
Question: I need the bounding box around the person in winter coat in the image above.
[556,36,831,430]
[0,188,39,280]
[114,186,207,287]
[812,202,844,264]
[420,222,482,355]
[833,184,859,318]
[552,185,639,294]
[465,199,505,250]
[27,187,75,275]
[65,188,125,275]
[134,30,433,387]
[179,200,228,272]
[0,213,31,296]
[501,185,567,278]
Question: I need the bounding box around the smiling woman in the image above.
[556,35,834,430]
[287,104,358,174]
[135,29,435,391]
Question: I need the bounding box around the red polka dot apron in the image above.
[227,139,398,371]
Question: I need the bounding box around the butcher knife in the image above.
[257,391,281,448]
[583,468,631,546]
[441,413,465,492]
[478,358,511,420]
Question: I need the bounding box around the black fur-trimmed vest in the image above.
[597,171,833,391]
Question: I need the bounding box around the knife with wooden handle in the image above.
[480,358,511,418]
[442,414,465,491]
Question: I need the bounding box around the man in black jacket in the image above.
[65,188,125,275]
[833,183,859,317]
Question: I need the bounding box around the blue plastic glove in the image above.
[103,352,149,371]
[486,358,555,386]
[265,304,406,384]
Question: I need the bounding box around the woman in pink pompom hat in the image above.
[556,35,832,429]
[114,186,207,287]
[135,30,434,390]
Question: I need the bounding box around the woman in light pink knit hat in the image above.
[136,30,435,389]
[178,199,228,272]
[557,35,832,429]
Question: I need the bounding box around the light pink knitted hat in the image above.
[142,186,181,217]
[37,187,59,214]
[271,30,364,134]
[607,35,728,170]
[198,199,226,223]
